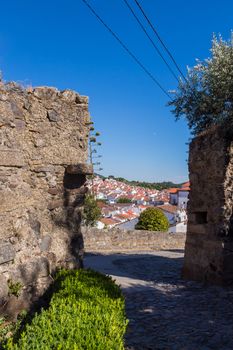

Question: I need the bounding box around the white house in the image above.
[157,205,178,225]
[176,209,187,223]
[169,182,190,209]
[177,189,189,209]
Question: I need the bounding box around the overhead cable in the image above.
[81,0,172,99]
[133,0,187,82]
[123,0,179,83]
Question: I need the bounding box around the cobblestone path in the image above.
[84,250,233,350]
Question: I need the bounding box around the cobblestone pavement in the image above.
[84,250,233,350]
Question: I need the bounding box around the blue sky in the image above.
[0,1,232,182]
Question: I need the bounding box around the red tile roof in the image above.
[157,204,178,214]
[181,181,190,188]
[100,218,119,226]
[168,188,178,194]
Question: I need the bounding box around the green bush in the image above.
[83,194,101,227]
[5,269,128,350]
[117,197,132,203]
[135,207,169,232]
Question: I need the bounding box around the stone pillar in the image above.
[183,126,233,285]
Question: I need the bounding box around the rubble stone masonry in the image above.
[0,81,92,319]
[183,125,233,285]
[83,227,186,252]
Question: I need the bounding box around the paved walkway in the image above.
[84,250,233,350]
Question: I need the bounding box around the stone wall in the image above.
[183,125,233,285]
[83,227,186,252]
[0,81,92,318]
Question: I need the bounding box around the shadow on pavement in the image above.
[84,251,233,350]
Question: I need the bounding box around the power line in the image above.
[123,0,179,83]
[133,0,187,82]
[81,0,171,99]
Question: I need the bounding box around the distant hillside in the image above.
[97,174,182,190]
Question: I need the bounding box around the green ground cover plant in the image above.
[7,280,23,298]
[4,269,128,350]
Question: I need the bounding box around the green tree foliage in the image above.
[135,207,169,232]
[111,176,181,190]
[83,194,101,227]
[117,197,132,203]
[169,34,233,135]
[5,269,128,350]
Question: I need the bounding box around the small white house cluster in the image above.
[89,176,190,233]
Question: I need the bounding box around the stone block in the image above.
[18,258,50,284]
[10,102,24,118]
[66,163,93,175]
[40,235,52,252]
[0,150,24,167]
[47,110,60,122]
[48,200,63,210]
[0,275,9,299]
[48,187,60,195]
[33,165,54,173]
[0,243,15,264]
[33,87,58,100]
[29,218,41,237]
[61,90,78,102]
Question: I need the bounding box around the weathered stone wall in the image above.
[0,81,92,318]
[83,227,186,252]
[183,125,233,285]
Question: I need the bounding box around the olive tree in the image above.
[169,33,233,135]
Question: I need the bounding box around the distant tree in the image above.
[135,208,169,232]
[86,118,103,196]
[112,177,181,190]
[83,194,101,227]
[169,34,233,135]
[117,197,132,203]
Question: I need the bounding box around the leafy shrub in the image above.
[135,207,169,232]
[83,194,101,227]
[5,269,128,350]
[117,197,132,203]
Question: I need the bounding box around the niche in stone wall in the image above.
[63,172,86,189]
[194,211,208,224]
[63,164,92,190]
[62,164,92,229]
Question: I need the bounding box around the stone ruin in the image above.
[0,81,92,319]
[183,125,233,285]
[1,79,232,322]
